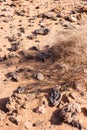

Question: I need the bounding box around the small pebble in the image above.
[24,121,32,129]
[17,86,26,94]
[35,105,46,114]
[27,35,34,40]
[34,72,44,81]
[68,16,77,22]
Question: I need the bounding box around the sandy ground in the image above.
[0,0,87,130]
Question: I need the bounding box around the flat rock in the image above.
[33,28,49,35]
[24,121,32,129]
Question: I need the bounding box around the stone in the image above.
[0,0,5,2]
[35,6,40,9]
[33,28,49,35]
[10,43,20,51]
[0,111,5,121]
[0,54,11,61]
[39,22,45,28]
[9,116,18,125]
[81,5,87,13]
[19,27,25,33]
[8,72,20,82]
[62,94,70,103]
[8,35,17,42]
[23,49,37,60]
[15,10,25,16]
[69,92,76,100]
[67,103,81,113]
[75,104,81,113]
[70,120,82,130]
[27,35,34,40]
[16,86,27,94]
[41,13,57,20]
[17,108,26,115]
[34,72,44,81]
[21,102,30,109]
[59,103,81,123]
[49,89,61,106]
[35,105,46,114]
[33,120,43,127]
[75,79,86,92]
[63,22,76,29]
[24,121,32,129]
[29,46,40,51]
[40,96,48,107]
[80,91,87,98]
[67,16,77,22]
[36,51,51,62]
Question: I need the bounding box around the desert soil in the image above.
[0,0,87,130]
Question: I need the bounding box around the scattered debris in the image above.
[6,87,37,113]
[0,0,87,129]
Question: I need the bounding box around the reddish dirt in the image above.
[0,0,87,130]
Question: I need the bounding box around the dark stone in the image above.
[18,27,25,33]
[49,89,61,106]
[70,120,82,130]
[35,6,40,9]
[33,28,49,35]
[27,35,34,40]
[9,117,18,125]
[10,43,19,51]
[16,86,27,94]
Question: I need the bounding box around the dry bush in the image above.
[43,29,87,86]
